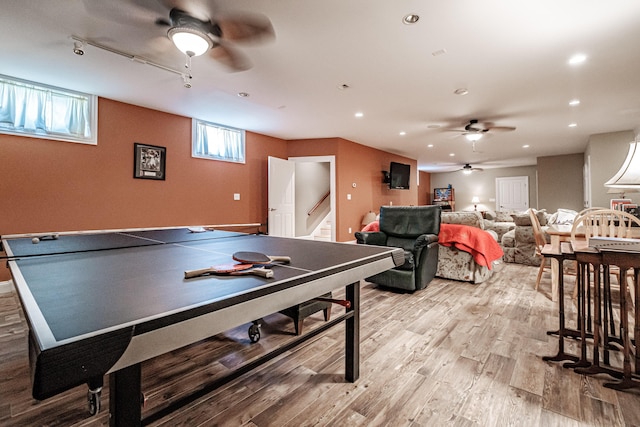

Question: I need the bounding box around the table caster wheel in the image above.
[248,323,261,343]
[87,387,102,415]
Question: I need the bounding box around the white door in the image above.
[496,176,529,211]
[268,156,295,237]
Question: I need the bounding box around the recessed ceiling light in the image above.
[568,123,577,128]
[355,112,364,118]
[568,54,587,65]
[337,83,350,90]
[454,88,469,96]
[402,14,419,24]
[523,145,530,148]
[427,144,434,148]
[569,99,580,106]
[237,92,249,97]
[449,153,455,157]
[399,131,406,136]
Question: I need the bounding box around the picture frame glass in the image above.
[134,143,166,180]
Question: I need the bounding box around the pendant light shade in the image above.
[605,142,640,189]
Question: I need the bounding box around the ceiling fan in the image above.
[83,1,274,76]
[459,163,484,174]
[157,6,274,73]
[451,119,516,141]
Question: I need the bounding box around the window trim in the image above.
[0,74,97,145]
[191,118,246,164]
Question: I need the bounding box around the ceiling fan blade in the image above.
[487,126,516,132]
[209,41,252,71]
[83,0,166,26]
[216,13,275,43]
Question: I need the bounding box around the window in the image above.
[0,75,96,144]
[192,119,245,163]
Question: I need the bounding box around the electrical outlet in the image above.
[347,194,351,200]
[233,193,240,201]
[348,227,352,234]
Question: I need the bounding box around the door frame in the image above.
[289,156,336,242]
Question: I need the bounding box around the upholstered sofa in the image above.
[437,211,503,284]
[501,209,548,266]
[483,210,516,241]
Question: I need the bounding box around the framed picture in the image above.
[434,188,451,201]
[134,143,166,180]
[610,198,631,211]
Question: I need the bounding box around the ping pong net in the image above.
[1,227,253,260]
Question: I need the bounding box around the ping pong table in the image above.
[1,227,403,426]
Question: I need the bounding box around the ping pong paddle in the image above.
[184,263,274,279]
[232,251,291,265]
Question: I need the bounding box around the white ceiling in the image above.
[2,0,640,172]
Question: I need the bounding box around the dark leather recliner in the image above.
[355,205,441,291]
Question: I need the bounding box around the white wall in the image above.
[585,130,635,209]
[430,165,537,212]
[294,161,330,235]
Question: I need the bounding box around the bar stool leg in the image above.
[544,256,579,363]
[576,260,622,379]
[566,260,591,369]
[605,266,639,390]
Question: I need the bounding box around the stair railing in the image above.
[307,191,330,216]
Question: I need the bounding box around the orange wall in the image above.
[0,98,427,279]
[419,171,431,206]
[288,137,419,240]
[0,98,287,235]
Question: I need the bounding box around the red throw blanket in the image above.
[362,221,503,270]
[361,221,380,232]
[438,223,504,270]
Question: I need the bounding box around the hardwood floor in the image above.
[1,261,639,426]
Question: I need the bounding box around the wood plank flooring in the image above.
[1,261,639,426]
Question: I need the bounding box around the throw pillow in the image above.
[511,211,532,226]
[495,211,513,222]
[484,210,497,220]
[535,209,548,226]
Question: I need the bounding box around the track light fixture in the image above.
[73,41,85,56]
[70,35,193,88]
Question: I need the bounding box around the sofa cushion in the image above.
[510,209,547,227]
[548,208,579,225]
[495,211,514,222]
[501,229,515,247]
[441,211,484,229]
[484,210,497,220]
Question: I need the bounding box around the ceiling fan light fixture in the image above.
[168,27,212,57]
[465,133,482,142]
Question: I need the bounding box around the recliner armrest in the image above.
[414,234,439,251]
[355,231,387,246]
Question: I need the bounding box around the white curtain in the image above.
[0,78,91,138]
[194,120,244,163]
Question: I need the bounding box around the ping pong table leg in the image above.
[345,281,360,382]
[109,363,142,427]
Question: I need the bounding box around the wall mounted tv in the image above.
[389,161,410,189]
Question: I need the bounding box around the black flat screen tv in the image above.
[389,162,410,189]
